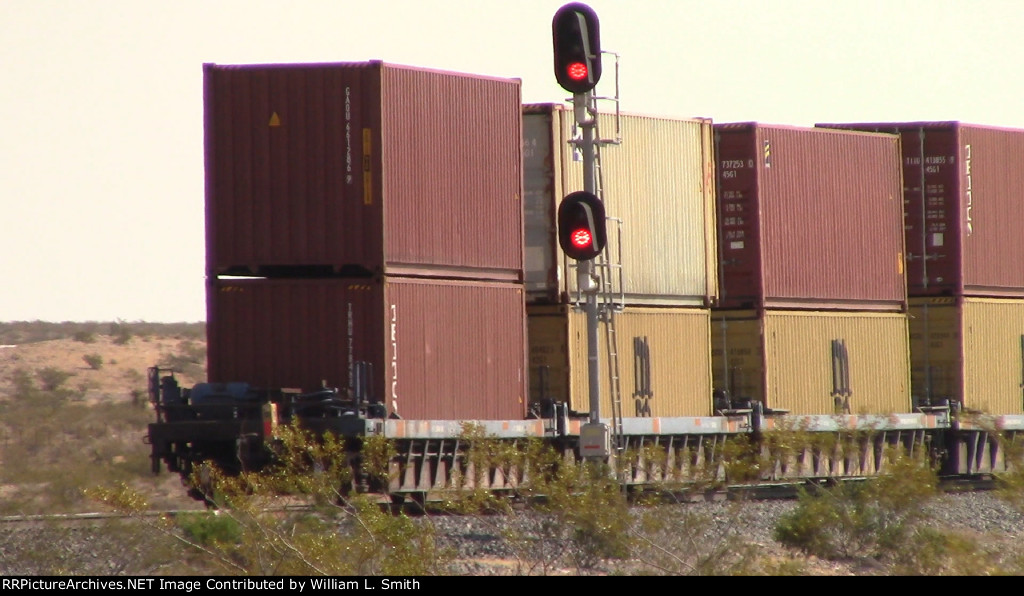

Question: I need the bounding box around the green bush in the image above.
[37,367,73,391]
[887,526,997,575]
[160,340,207,379]
[774,449,938,561]
[73,331,96,343]
[177,512,243,546]
[83,354,104,370]
[10,367,37,395]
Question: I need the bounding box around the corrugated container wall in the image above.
[204,61,524,281]
[711,310,912,415]
[528,305,712,417]
[908,297,1024,414]
[714,123,907,311]
[207,276,528,421]
[524,104,717,305]
[816,122,1024,298]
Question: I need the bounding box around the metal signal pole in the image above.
[574,93,610,459]
[574,93,601,425]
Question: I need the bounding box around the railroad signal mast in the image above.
[553,2,609,458]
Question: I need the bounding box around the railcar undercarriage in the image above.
[145,367,1024,505]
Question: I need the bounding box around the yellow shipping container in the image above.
[909,297,1024,415]
[712,310,912,415]
[528,305,712,418]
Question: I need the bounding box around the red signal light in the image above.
[558,191,606,261]
[552,3,602,95]
[567,62,588,81]
[571,228,593,248]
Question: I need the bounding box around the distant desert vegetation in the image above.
[0,320,206,403]
[0,320,208,514]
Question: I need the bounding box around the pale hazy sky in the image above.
[3,0,1022,322]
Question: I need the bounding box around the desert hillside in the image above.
[0,321,208,514]
[0,334,206,404]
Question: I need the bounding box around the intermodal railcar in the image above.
[145,60,1024,504]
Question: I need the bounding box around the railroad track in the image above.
[0,474,998,525]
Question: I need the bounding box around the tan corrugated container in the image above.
[524,104,717,306]
[711,310,912,415]
[908,297,1024,414]
[204,61,523,281]
[528,305,712,417]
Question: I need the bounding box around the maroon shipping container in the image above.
[207,276,528,421]
[204,61,524,281]
[816,122,1024,298]
[714,123,907,311]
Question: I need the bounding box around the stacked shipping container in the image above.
[200,61,1024,420]
[523,104,718,305]
[523,105,718,418]
[203,61,529,420]
[528,305,713,418]
[204,61,524,280]
[907,297,1024,415]
[712,310,912,416]
[816,122,1024,414]
[207,277,527,421]
[710,123,913,415]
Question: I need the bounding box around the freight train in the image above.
[147,60,1024,504]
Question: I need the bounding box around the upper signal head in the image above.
[552,2,602,95]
